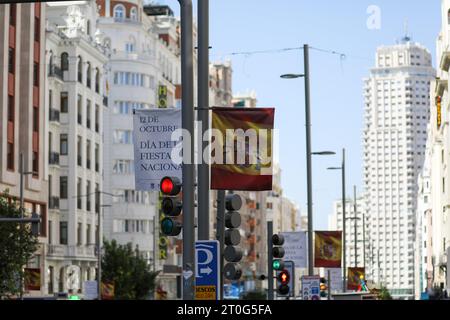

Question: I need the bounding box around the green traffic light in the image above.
[68,295,80,300]
[272,259,284,270]
[161,217,182,236]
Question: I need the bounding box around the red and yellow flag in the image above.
[211,107,275,191]
[101,281,115,300]
[24,268,41,291]
[314,231,342,268]
[347,268,365,291]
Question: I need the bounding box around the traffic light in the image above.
[272,234,285,271]
[276,269,290,296]
[223,194,243,281]
[320,277,328,298]
[31,212,40,237]
[160,176,182,236]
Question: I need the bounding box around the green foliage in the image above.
[378,286,393,300]
[101,239,159,300]
[0,192,38,299]
[241,290,267,300]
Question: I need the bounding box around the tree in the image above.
[0,192,38,299]
[242,290,267,300]
[378,286,393,300]
[101,240,159,300]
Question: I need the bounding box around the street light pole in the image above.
[304,44,314,277]
[197,0,210,241]
[178,0,195,300]
[341,149,346,292]
[354,185,357,268]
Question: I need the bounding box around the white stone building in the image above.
[363,39,435,299]
[44,1,108,295]
[96,0,182,299]
[415,0,450,297]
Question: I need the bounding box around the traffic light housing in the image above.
[272,234,285,271]
[320,277,328,298]
[223,194,243,281]
[277,270,290,296]
[160,177,182,236]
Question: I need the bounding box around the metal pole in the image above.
[19,152,24,300]
[197,0,210,241]
[178,0,195,300]
[98,192,102,300]
[354,186,357,268]
[304,44,314,276]
[327,269,331,300]
[342,149,346,292]
[267,221,274,300]
[363,213,366,270]
[216,190,225,300]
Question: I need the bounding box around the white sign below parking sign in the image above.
[281,232,307,268]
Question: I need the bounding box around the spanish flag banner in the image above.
[211,107,275,191]
[314,231,342,268]
[101,281,115,300]
[347,267,365,291]
[24,268,41,291]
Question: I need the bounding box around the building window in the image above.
[77,136,82,167]
[77,94,82,125]
[34,16,40,41]
[113,130,133,144]
[77,178,82,209]
[114,4,125,19]
[86,140,91,169]
[61,52,69,71]
[86,100,91,129]
[33,62,39,86]
[86,62,91,88]
[8,47,14,74]
[60,222,68,245]
[77,56,83,83]
[95,105,99,133]
[86,180,91,211]
[60,92,68,113]
[7,143,14,171]
[8,95,14,122]
[95,68,100,93]
[95,144,99,172]
[77,223,82,245]
[9,4,16,26]
[60,134,68,155]
[130,7,137,20]
[86,20,91,36]
[60,176,68,199]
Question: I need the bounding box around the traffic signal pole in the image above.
[216,190,225,300]
[197,0,210,242]
[178,0,195,300]
[267,221,274,300]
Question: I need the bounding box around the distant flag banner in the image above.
[347,268,365,291]
[24,268,41,291]
[211,107,275,191]
[101,281,115,300]
[314,231,342,268]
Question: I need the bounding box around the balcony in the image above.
[48,196,60,210]
[103,96,108,107]
[49,108,60,122]
[440,47,450,71]
[48,65,63,81]
[49,152,60,165]
[47,244,96,259]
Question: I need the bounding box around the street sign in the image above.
[302,275,321,300]
[195,240,220,300]
[276,261,295,298]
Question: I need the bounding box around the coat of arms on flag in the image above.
[314,231,342,268]
[210,107,275,191]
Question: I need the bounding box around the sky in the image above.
[157,0,442,230]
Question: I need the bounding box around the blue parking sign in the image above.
[195,241,220,300]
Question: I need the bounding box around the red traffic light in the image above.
[160,177,181,195]
[277,270,290,285]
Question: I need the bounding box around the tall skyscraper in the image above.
[363,39,435,299]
